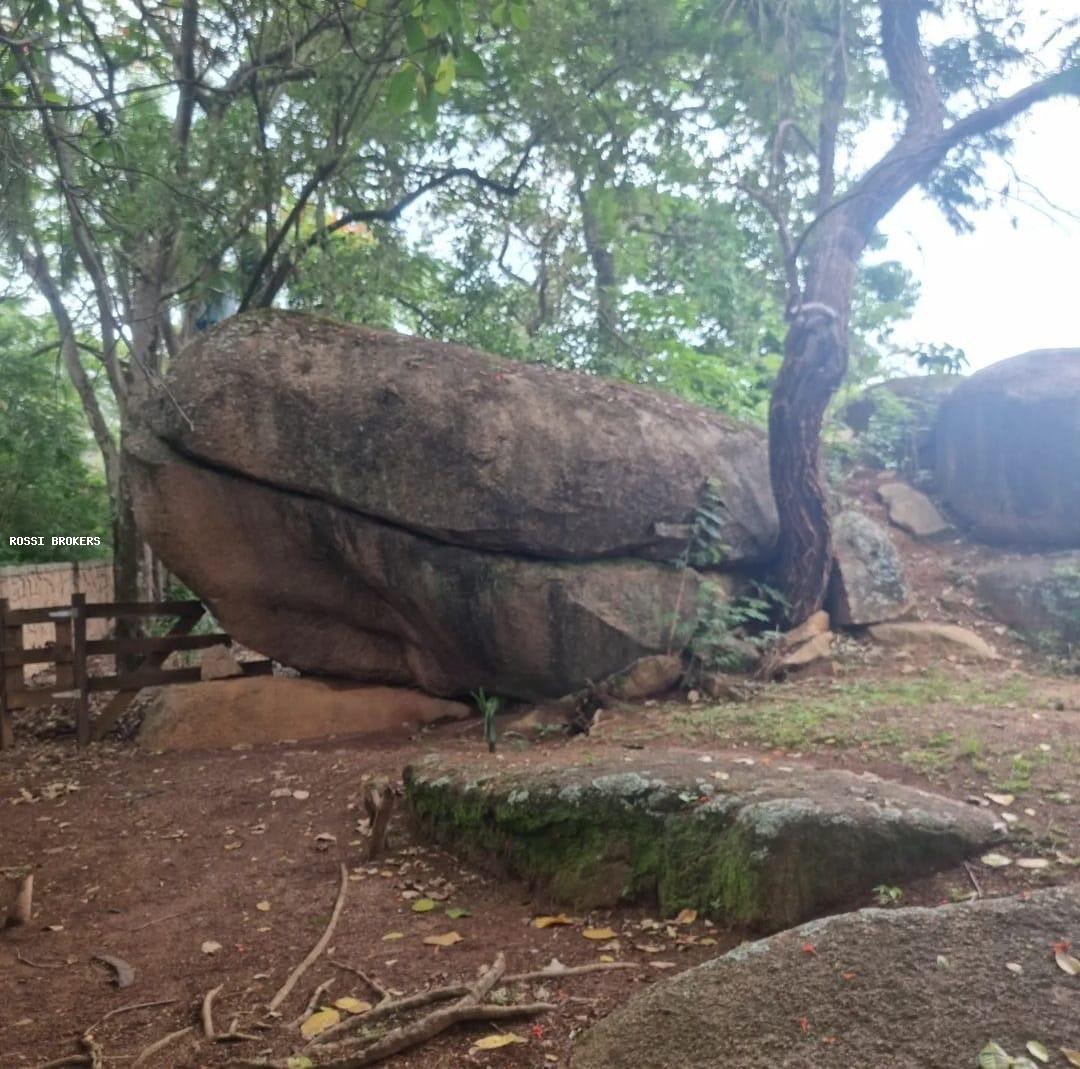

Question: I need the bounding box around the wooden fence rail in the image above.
[0,595,271,749]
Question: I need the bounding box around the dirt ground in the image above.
[2,471,1079,1068]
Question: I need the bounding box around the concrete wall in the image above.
[0,560,113,675]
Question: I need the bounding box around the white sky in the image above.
[877,96,1080,371]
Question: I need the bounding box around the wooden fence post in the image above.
[72,593,90,748]
[0,599,19,750]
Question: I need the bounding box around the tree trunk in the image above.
[111,456,144,671]
[769,224,862,625]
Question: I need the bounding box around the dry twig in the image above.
[964,860,984,899]
[327,959,391,1003]
[202,983,224,1039]
[16,950,66,969]
[363,784,395,861]
[267,863,348,1013]
[131,1025,194,1067]
[78,1034,103,1069]
[84,998,178,1036]
[288,977,333,1029]
[33,1056,89,1069]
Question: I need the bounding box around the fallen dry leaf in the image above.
[333,997,372,1015]
[582,927,617,941]
[985,792,1015,807]
[256,900,271,912]
[299,1008,340,1038]
[411,899,437,913]
[1061,1050,1080,1068]
[533,914,575,929]
[1055,949,1080,976]
[423,931,464,948]
[649,961,678,970]
[1016,858,1050,870]
[382,931,404,941]
[980,853,1013,868]
[201,940,222,955]
[471,1033,527,1051]
[674,909,697,926]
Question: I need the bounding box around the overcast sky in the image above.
[870,91,1079,374]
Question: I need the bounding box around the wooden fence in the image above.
[0,595,272,749]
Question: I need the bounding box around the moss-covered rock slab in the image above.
[404,750,1001,930]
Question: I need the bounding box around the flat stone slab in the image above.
[404,750,1001,930]
[571,886,1080,1069]
[878,481,951,538]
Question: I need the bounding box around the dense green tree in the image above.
[0,306,110,563]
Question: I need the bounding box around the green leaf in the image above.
[416,83,438,123]
[1025,1041,1049,1064]
[387,68,417,113]
[403,15,427,53]
[978,1043,1011,1069]
[445,906,471,919]
[491,2,508,27]
[411,897,437,912]
[43,90,66,106]
[508,2,529,30]
[433,53,455,95]
[456,45,485,80]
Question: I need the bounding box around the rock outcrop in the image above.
[128,311,776,699]
[138,677,469,750]
[571,886,1080,1069]
[404,750,1001,930]
[975,551,1080,651]
[827,511,909,625]
[936,348,1080,546]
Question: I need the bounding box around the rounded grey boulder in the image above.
[936,349,1080,546]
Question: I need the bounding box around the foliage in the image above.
[0,307,110,564]
[471,687,502,753]
[686,581,783,677]
[914,343,969,376]
[872,884,903,907]
[859,391,921,473]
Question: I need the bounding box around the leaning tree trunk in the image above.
[768,225,862,625]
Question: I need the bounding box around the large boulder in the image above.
[975,551,1080,651]
[404,750,1000,930]
[128,312,775,699]
[936,349,1080,546]
[571,886,1080,1069]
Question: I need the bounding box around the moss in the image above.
[404,765,771,921]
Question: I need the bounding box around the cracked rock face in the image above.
[403,750,1002,929]
[126,311,777,698]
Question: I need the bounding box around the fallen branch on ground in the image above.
[33,1055,89,1069]
[312,958,634,1046]
[267,863,348,1013]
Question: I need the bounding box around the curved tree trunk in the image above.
[768,309,847,624]
[769,221,862,625]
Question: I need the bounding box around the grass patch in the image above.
[670,671,1033,756]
